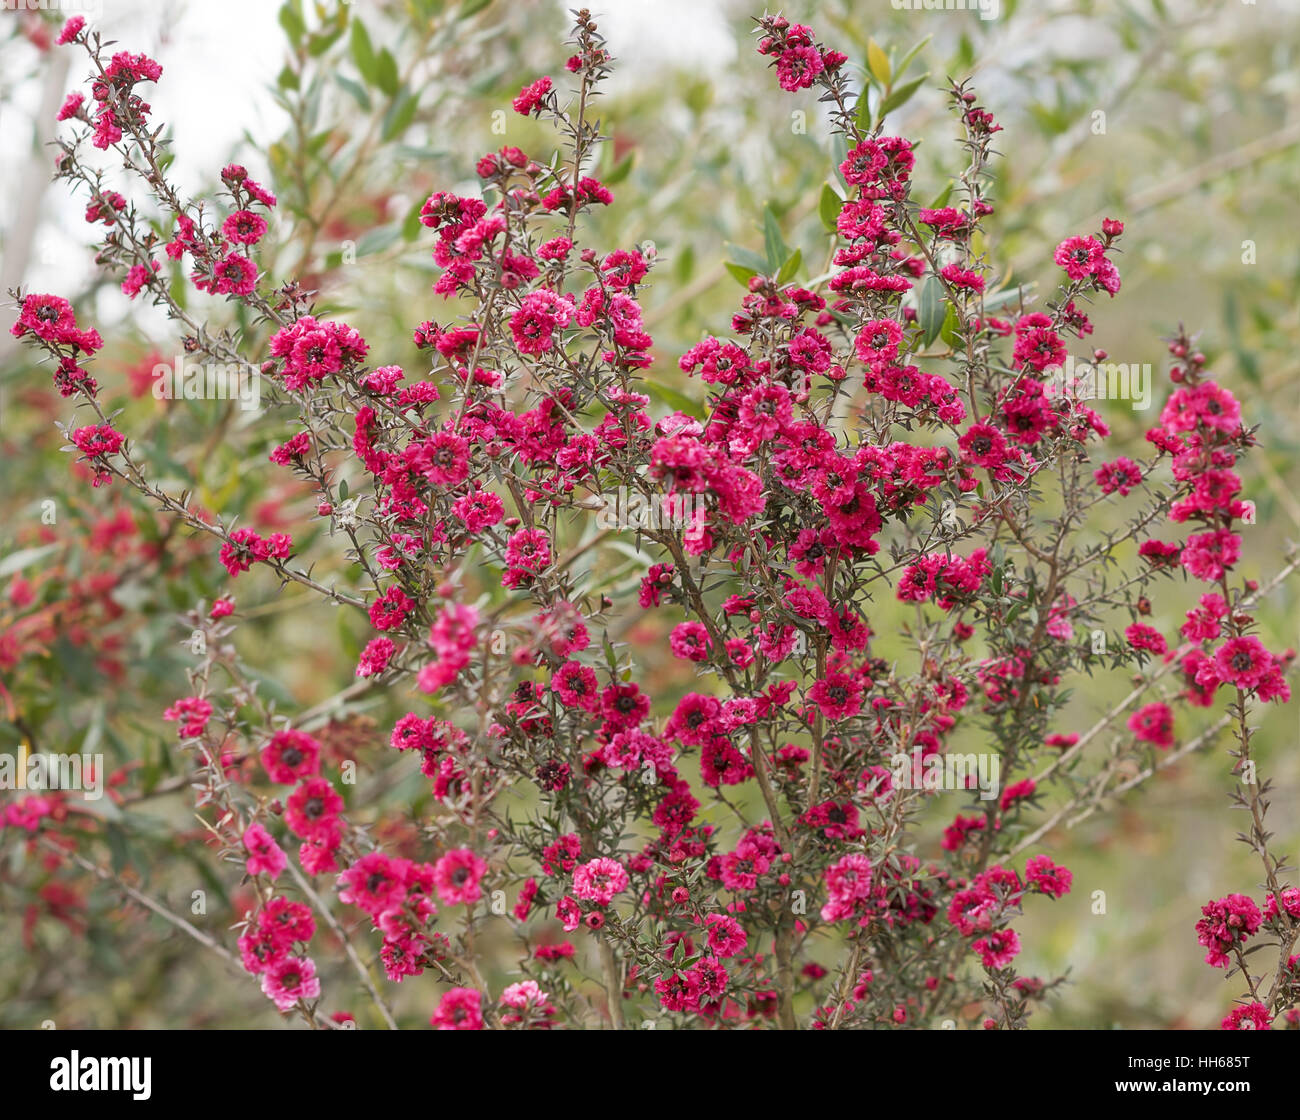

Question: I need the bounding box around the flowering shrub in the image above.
[4,9,1298,1031]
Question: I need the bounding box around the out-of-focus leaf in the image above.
[918,273,945,346]
[762,205,788,274]
[604,152,636,185]
[894,35,931,80]
[0,544,59,579]
[644,381,703,419]
[940,304,962,349]
[382,88,418,140]
[776,248,802,286]
[867,39,891,85]
[375,48,400,97]
[336,74,371,111]
[725,244,769,275]
[819,183,844,233]
[725,262,757,287]
[350,19,379,86]
[879,74,929,118]
[278,2,306,44]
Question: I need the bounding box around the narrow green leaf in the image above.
[381,88,418,140]
[918,273,945,346]
[350,19,379,86]
[819,183,844,233]
[867,39,891,85]
[278,2,306,44]
[375,48,400,97]
[894,35,931,80]
[604,151,635,185]
[879,73,929,117]
[725,261,757,287]
[724,244,769,274]
[335,74,371,112]
[763,206,790,275]
[776,248,802,286]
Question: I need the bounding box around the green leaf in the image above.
[644,381,703,419]
[866,38,891,85]
[603,151,635,185]
[725,261,758,287]
[762,205,788,274]
[381,88,418,141]
[776,248,802,286]
[105,823,130,875]
[854,87,873,136]
[918,273,945,346]
[277,65,300,91]
[929,180,954,210]
[350,19,379,86]
[0,544,59,579]
[939,304,962,349]
[278,2,306,44]
[307,24,347,58]
[879,74,929,118]
[356,225,401,257]
[819,183,844,233]
[459,0,493,17]
[674,244,695,284]
[724,244,769,275]
[982,283,1034,312]
[893,35,931,80]
[375,48,400,97]
[402,196,427,241]
[336,74,371,112]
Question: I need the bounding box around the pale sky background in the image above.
[1,0,737,308]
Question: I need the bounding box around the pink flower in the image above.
[972,928,1021,970]
[243,823,287,880]
[163,696,212,738]
[571,857,629,906]
[512,76,552,115]
[431,987,484,1029]
[1125,623,1167,655]
[509,289,573,354]
[1180,529,1241,582]
[1054,235,1106,280]
[260,729,321,784]
[808,673,864,721]
[1127,702,1174,749]
[1024,855,1072,899]
[703,913,748,957]
[260,956,321,1011]
[356,637,396,677]
[1196,894,1262,968]
[434,848,487,906]
[1221,1002,1271,1031]
[1213,636,1275,691]
[669,621,712,662]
